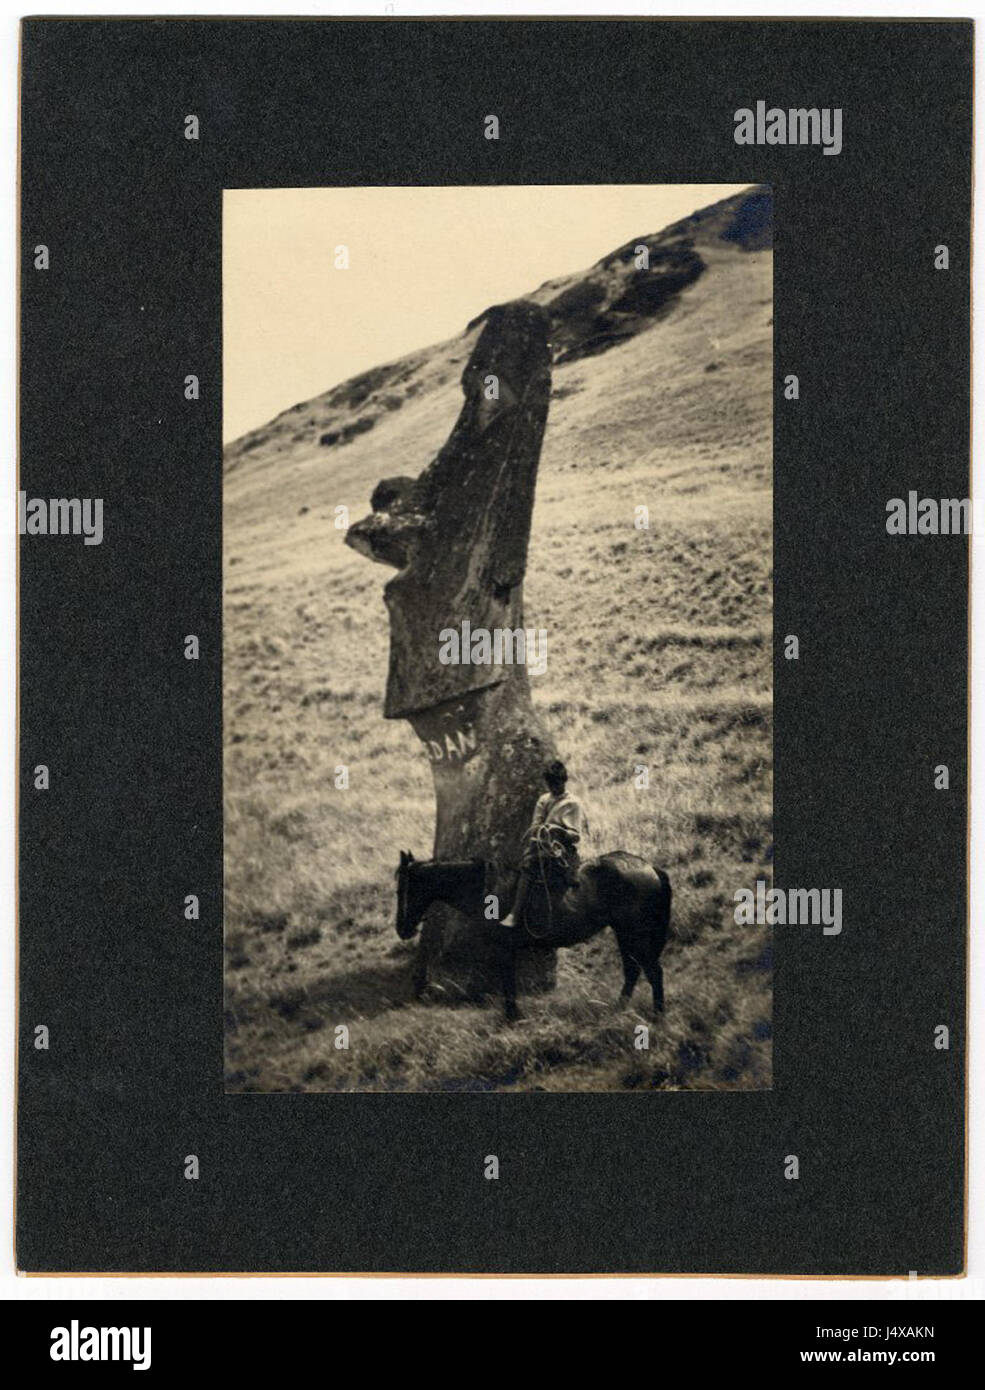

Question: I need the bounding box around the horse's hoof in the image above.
[504,1005,521,1023]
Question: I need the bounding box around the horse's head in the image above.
[396,852,495,938]
[395,850,422,939]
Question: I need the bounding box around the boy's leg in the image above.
[501,870,530,928]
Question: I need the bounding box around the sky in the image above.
[223,184,749,443]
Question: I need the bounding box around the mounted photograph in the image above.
[222,183,773,1093]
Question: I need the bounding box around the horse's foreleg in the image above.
[412,914,440,997]
[412,938,429,997]
[500,928,520,1021]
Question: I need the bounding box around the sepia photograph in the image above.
[222,183,774,1093]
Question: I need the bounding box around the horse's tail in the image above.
[653,866,672,945]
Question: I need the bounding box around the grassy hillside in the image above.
[223,187,773,1092]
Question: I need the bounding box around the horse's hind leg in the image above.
[640,942,664,1015]
[648,960,664,1015]
[614,928,642,1004]
[619,925,663,1015]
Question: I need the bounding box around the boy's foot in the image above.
[501,913,515,927]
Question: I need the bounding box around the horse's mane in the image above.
[396,856,488,881]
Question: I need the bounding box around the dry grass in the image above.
[223,231,773,1092]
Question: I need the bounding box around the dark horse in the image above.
[395,850,671,1021]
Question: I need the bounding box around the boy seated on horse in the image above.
[501,759,586,928]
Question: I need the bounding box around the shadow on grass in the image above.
[295,953,424,1022]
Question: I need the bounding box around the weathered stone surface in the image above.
[347,300,558,995]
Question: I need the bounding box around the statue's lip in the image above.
[345,509,427,570]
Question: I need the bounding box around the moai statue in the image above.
[346,300,558,997]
